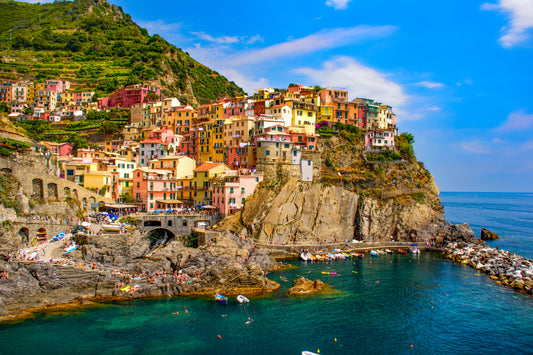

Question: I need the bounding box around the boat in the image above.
[101,223,122,232]
[302,352,319,355]
[64,244,78,254]
[52,232,65,241]
[385,249,393,254]
[300,251,313,261]
[410,246,420,254]
[370,250,379,257]
[397,249,407,254]
[236,295,249,303]
[215,293,228,304]
[351,252,363,258]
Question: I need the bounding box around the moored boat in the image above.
[370,250,379,257]
[300,252,313,261]
[236,295,249,303]
[351,252,363,258]
[410,246,420,254]
[215,293,228,304]
[397,249,407,254]
[385,249,393,254]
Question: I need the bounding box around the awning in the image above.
[156,199,184,204]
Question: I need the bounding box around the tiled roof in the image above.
[194,162,225,172]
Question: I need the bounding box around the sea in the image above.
[0,192,532,354]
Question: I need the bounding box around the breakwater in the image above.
[444,242,533,294]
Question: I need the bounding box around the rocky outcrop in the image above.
[480,228,500,240]
[287,277,326,295]
[240,178,468,244]
[0,230,279,319]
[444,242,533,294]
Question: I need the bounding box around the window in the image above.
[241,187,245,194]
[266,150,270,156]
[230,187,234,193]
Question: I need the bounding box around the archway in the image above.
[32,179,44,200]
[167,220,173,227]
[89,197,96,205]
[147,228,176,249]
[18,227,29,245]
[73,189,78,198]
[47,182,58,199]
[82,198,88,209]
[64,187,71,196]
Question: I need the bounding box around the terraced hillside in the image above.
[0,0,244,105]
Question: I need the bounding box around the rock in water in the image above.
[480,228,500,240]
[287,276,326,295]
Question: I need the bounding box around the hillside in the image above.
[0,0,244,105]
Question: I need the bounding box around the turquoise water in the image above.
[1,193,532,354]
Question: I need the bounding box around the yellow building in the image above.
[192,162,231,206]
[149,156,196,179]
[83,171,114,199]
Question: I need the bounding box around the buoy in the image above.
[335,338,337,342]
[217,335,222,339]
[410,344,414,348]
[317,349,320,354]
[409,260,412,263]
[369,261,372,264]
[376,280,380,283]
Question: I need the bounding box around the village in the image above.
[0,80,398,216]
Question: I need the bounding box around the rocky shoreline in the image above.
[0,230,280,322]
[444,242,533,294]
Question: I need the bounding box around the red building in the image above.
[107,85,161,109]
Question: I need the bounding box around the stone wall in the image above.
[0,153,113,217]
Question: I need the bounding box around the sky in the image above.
[22,0,533,192]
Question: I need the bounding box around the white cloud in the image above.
[217,69,270,96]
[137,19,182,35]
[456,140,492,154]
[415,81,444,89]
[294,56,408,108]
[326,0,351,10]
[191,32,240,44]
[226,25,396,66]
[496,110,533,131]
[481,0,533,47]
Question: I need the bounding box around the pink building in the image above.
[364,129,396,151]
[108,85,161,109]
[132,168,179,211]
[211,174,263,216]
[255,124,291,143]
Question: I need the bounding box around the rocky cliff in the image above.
[236,134,474,244]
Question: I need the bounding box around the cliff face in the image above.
[241,178,452,244]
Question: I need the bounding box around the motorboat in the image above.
[370,250,379,257]
[410,246,420,254]
[236,295,249,303]
[215,293,228,304]
[64,244,78,254]
[385,249,393,254]
[397,249,407,254]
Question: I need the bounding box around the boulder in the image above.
[480,228,500,240]
[287,276,326,295]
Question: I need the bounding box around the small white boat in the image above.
[302,352,319,355]
[410,246,420,254]
[101,223,122,232]
[370,250,379,257]
[236,295,249,303]
[300,252,313,261]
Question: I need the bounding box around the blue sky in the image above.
[23,0,533,192]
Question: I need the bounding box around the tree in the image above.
[24,107,33,115]
[0,102,9,114]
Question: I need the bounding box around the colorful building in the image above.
[211,173,263,216]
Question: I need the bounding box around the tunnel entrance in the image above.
[147,228,176,249]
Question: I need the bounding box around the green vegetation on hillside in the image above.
[0,0,244,104]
